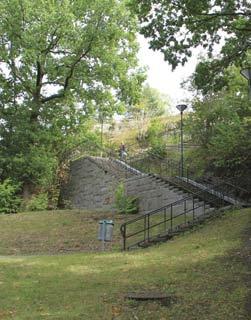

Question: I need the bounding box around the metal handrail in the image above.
[127,152,180,177]
[120,178,231,250]
[127,150,250,203]
[123,180,230,227]
[122,201,207,249]
[201,176,250,194]
[194,176,250,204]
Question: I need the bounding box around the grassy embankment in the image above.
[0,208,250,319]
[108,115,181,153]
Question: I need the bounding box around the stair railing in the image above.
[197,177,251,204]
[127,151,250,204]
[120,181,230,250]
[127,151,180,178]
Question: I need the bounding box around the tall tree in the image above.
[127,84,169,139]
[0,0,144,195]
[185,66,251,186]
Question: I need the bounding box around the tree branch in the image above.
[232,26,251,32]
[6,59,33,95]
[41,81,64,86]
[40,40,94,104]
[196,11,251,18]
[41,13,105,104]
[41,28,61,55]
[36,60,43,88]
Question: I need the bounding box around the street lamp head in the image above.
[176,104,188,113]
[240,68,251,100]
[240,68,251,80]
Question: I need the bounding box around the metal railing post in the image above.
[164,208,167,231]
[122,225,126,251]
[147,214,150,242]
[192,197,195,223]
[144,215,147,242]
[184,199,187,224]
[170,205,173,231]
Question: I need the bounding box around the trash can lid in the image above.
[99,219,114,225]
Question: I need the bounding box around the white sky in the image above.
[137,35,201,113]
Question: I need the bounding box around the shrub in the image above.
[0,179,21,214]
[23,193,48,211]
[115,183,138,214]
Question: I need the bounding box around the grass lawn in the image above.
[0,210,129,255]
[0,208,250,319]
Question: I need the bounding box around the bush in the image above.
[115,183,138,214]
[0,179,21,214]
[23,193,48,211]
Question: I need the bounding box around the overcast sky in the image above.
[137,35,201,113]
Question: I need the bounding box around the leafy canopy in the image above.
[185,66,251,183]
[128,84,169,118]
[130,0,251,84]
[0,0,144,192]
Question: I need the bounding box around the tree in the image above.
[130,0,251,85]
[185,66,251,185]
[128,84,169,139]
[0,0,144,196]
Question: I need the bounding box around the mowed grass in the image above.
[0,208,250,319]
[0,210,130,255]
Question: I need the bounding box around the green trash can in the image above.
[98,220,114,242]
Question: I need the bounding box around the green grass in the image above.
[0,210,130,255]
[0,208,250,319]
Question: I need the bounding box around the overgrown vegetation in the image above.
[115,183,139,214]
[0,179,21,214]
[22,193,49,212]
[185,66,251,188]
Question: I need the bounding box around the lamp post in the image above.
[240,68,251,99]
[176,104,187,177]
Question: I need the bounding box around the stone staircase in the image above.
[61,156,218,217]
[60,155,243,250]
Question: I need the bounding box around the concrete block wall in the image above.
[61,156,200,214]
[124,175,187,213]
[61,157,119,210]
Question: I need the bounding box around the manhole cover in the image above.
[125,292,175,306]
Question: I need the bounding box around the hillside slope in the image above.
[0,208,250,319]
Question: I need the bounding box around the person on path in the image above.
[119,143,127,161]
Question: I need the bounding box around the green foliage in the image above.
[130,0,251,87]
[185,66,251,184]
[22,193,49,212]
[146,118,167,157]
[127,84,170,140]
[137,85,169,118]
[115,183,138,214]
[0,179,21,214]
[145,118,180,160]
[193,60,231,94]
[0,0,144,196]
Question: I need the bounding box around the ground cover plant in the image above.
[0,208,250,319]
